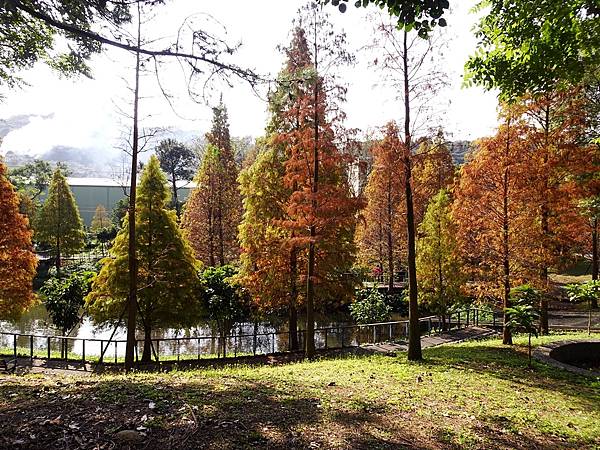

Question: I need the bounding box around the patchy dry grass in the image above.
[1,332,599,449]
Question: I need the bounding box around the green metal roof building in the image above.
[66,177,195,226]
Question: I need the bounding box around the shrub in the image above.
[350,288,392,324]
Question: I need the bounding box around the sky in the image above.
[0,0,499,162]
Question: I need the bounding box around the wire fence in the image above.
[0,307,497,366]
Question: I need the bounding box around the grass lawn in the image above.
[1,333,599,449]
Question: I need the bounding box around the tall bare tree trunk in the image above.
[539,104,551,335]
[289,247,299,351]
[305,18,319,359]
[592,218,598,308]
[125,2,142,373]
[502,118,513,345]
[171,175,179,218]
[387,182,394,293]
[403,30,422,361]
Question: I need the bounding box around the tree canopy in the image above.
[465,0,600,99]
[86,156,201,362]
[0,161,37,320]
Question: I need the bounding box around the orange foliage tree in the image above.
[0,161,37,319]
[182,99,241,266]
[356,122,406,292]
[514,89,590,332]
[412,134,455,225]
[453,115,533,344]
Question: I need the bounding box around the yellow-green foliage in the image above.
[86,156,202,331]
[35,168,85,259]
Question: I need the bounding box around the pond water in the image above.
[0,304,409,359]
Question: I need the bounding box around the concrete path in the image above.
[361,326,498,355]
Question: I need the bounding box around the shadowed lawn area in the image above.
[0,333,598,449]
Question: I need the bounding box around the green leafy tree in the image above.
[566,280,600,334]
[325,0,449,36]
[86,156,201,363]
[111,197,129,229]
[505,304,539,367]
[41,271,94,357]
[416,189,463,330]
[35,168,85,274]
[9,159,52,201]
[350,288,392,324]
[466,0,600,99]
[155,138,196,218]
[200,265,251,358]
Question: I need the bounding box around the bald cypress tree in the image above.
[35,168,85,274]
[183,99,242,266]
[0,161,37,319]
[87,156,201,362]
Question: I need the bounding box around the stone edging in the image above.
[533,339,600,378]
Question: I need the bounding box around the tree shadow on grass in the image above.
[419,343,600,411]
[0,375,433,450]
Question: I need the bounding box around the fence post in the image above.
[467,309,470,326]
[458,312,461,329]
[389,324,392,341]
[272,333,275,354]
[324,329,328,349]
[13,334,17,358]
[30,335,33,360]
[99,340,104,364]
[234,333,238,358]
[114,341,117,364]
[373,325,376,343]
[47,337,51,360]
[341,327,345,348]
[82,339,86,364]
[156,340,160,362]
[177,340,180,362]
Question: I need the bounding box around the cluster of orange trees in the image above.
[1,20,598,359]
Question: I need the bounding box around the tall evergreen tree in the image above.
[416,189,463,328]
[35,168,85,274]
[86,156,201,362]
[183,98,241,266]
[0,161,37,319]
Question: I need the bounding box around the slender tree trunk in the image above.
[592,219,598,309]
[289,247,299,351]
[141,324,152,363]
[208,204,215,266]
[387,177,394,292]
[217,188,225,265]
[125,3,142,373]
[528,333,532,368]
[502,118,513,346]
[403,30,422,361]
[171,176,179,218]
[539,104,551,335]
[305,22,319,359]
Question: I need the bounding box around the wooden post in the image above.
[47,337,51,359]
[82,339,86,364]
[30,335,33,361]
[13,335,17,359]
[324,329,328,349]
